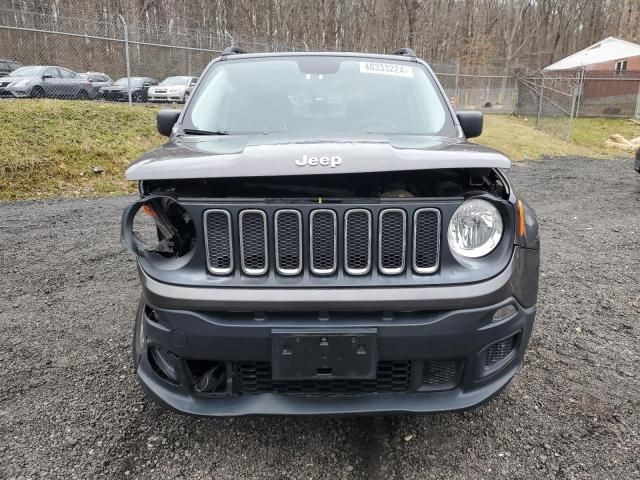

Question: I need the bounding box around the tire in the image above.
[76,89,89,100]
[132,297,145,369]
[182,92,190,104]
[132,91,142,103]
[31,86,44,98]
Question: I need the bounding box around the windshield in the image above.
[114,78,143,86]
[184,56,455,137]
[11,66,45,76]
[161,76,190,86]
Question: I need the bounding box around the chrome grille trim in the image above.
[344,209,372,275]
[378,208,407,275]
[239,209,268,276]
[274,209,303,276]
[203,209,233,275]
[309,209,337,275]
[413,208,441,274]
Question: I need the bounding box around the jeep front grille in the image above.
[204,205,441,277]
[204,210,233,274]
[413,208,441,274]
[310,209,337,275]
[239,210,268,275]
[274,210,302,275]
[344,209,372,275]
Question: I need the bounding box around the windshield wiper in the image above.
[182,128,229,136]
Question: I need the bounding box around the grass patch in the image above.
[476,115,639,160]
[1,100,637,200]
[0,99,163,201]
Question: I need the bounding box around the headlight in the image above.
[11,79,31,87]
[448,198,503,258]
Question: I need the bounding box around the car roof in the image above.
[219,51,417,62]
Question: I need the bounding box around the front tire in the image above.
[132,91,142,103]
[77,89,89,100]
[31,86,44,98]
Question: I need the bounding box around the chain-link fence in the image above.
[1,7,639,140]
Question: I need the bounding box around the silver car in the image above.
[0,65,92,99]
[78,72,113,99]
[147,76,198,103]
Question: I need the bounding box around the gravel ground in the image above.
[1,157,639,480]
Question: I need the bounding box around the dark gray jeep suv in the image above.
[121,48,540,416]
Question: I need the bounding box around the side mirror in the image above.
[157,109,181,137]
[456,111,483,138]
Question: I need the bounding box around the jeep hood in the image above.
[125,134,511,180]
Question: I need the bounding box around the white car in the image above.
[147,76,197,103]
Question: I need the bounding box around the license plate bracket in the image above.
[271,329,378,381]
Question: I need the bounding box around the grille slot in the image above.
[204,209,233,275]
[379,209,406,274]
[344,209,372,275]
[237,361,411,395]
[275,210,302,275]
[422,359,462,390]
[486,335,517,367]
[239,210,268,275]
[310,209,337,275]
[413,208,441,274]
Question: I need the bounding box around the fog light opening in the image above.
[492,304,517,323]
[192,362,228,395]
[148,345,180,384]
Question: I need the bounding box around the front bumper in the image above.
[135,247,538,416]
[0,85,28,97]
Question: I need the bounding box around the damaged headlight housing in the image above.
[124,196,196,258]
[448,198,503,258]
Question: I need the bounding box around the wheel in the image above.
[182,92,190,104]
[132,297,145,369]
[31,86,44,98]
[132,91,142,103]
[76,89,89,100]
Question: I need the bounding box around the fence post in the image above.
[118,14,132,106]
[635,79,640,119]
[575,67,585,119]
[567,83,578,142]
[454,60,460,102]
[536,76,544,128]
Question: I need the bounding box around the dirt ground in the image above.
[1,157,639,479]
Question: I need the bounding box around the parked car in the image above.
[0,65,91,99]
[120,47,540,417]
[78,72,113,99]
[634,147,640,174]
[147,76,198,103]
[0,59,22,77]
[99,77,158,102]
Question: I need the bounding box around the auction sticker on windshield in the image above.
[359,62,414,78]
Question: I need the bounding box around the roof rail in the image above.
[390,47,416,57]
[222,46,247,56]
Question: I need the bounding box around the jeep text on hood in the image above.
[121,50,539,417]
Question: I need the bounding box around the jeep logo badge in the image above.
[295,154,342,168]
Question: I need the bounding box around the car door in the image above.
[42,67,62,97]
[58,68,81,97]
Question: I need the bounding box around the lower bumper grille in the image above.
[237,361,411,395]
[422,359,463,390]
[486,335,517,367]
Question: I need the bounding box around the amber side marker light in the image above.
[516,199,525,239]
